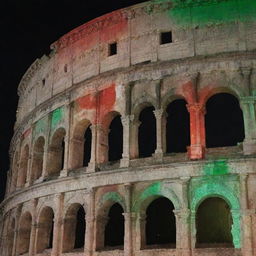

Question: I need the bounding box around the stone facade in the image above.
[1,0,256,256]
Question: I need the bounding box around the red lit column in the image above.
[187,103,205,160]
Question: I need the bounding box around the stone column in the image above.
[240,97,256,155]
[51,193,64,256]
[60,105,71,177]
[28,199,37,256]
[153,109,164,160]
[186,103,206,160]
[85,189,95,256]
[190,210,196,249]
[130,116,140,159]
[96,124,109,164]
[120,116,131,167]
[136,213,146,250]
[123,184,133,256]
[88,125,97,171]
[69,137,84,169]
[41,115,51,181]
[12,206,21,256]
[240,174,253,256]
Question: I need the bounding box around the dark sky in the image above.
[0,0,147,201]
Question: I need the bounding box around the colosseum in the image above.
[1,0,256,255]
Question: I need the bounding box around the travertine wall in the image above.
[1,0,256,256]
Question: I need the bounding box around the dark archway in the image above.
[36,207,54,253]
[108,115,123,162]
[139,106,156,158]
[166,99,190,153]
[83,126,92,167]
[104,203,124,248]
[196,197,233,248]
[205,93,244,148]
[146,197,176,248]
[74,206,86,249]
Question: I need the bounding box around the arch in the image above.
[205,93,245,148]
[191,182,241,248]
[161,92,188,111]
[166,99,190,153]
[132,100,157,122]
[17,212,32,255]
[36,206,54,253]
[7,218,15,256]
[108,115,123,161]
[104,203,124,248]
[31,136,45,182]
[196,197,233,248]
[71,119,92,169]
[46,127,66,177]
[199,86,241,106]
[138,106,156,158]
[62,203,86,252]
[17,144,29,188]
[145,197,176,248]
[96,191,126,250]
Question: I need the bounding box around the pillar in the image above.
[240,174,253,256]
[69,137,84,169]
[120,116,131,167]
[123,184,133,256]
[28,199,37,256]
[186,103,206,160]
[88,125,97,171]
[240,97,256,154]
[51,193,64,256]
[136,213,146,250]
[153,109,164,160]
[12,206,21,256]
[60,104,71,177]
[130,116,140,159]
[85,189,95,256]
[96,124,109,164]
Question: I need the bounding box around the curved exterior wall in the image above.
[1,0,256,256]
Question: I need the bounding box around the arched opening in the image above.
[145,197,176,248]
[104,203,124,248]
[17,145,29,188]
[47,128,66,177]
[196,197,233,248]
[166,99,190,153]
[7,218,15,256]
[205,93,245,148]
[83,126,92,167]
[108,115,123,161]
[138,106,156,158]
[17,212,32,255]
[31,136,45,182]
[71,120,92,169]
[36,207,54,253]
[62,204,86,252]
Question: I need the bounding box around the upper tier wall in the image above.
[16,0,256,126]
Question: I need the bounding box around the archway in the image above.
[47,128,66,176]
[36,207,54,253]
[11,151,19,192]
[166,99,190,153]
[108,115,123,161]
[31,136,45,182]
[17,212,32,255]
[145,197,176,248]
[83,126,92,167]
[104,203,124,248]
[205,93,244,148]
[138,106,156,157]
[196,197,233,248]
[62,204,86,252]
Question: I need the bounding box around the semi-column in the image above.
[187,103,206,160]
[240,174,253,256]
[88,125,97,171]
[153,109,164,160]
[51,193,64,256]
[120,116,131,167]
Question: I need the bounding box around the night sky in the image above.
[0,0,147,201]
